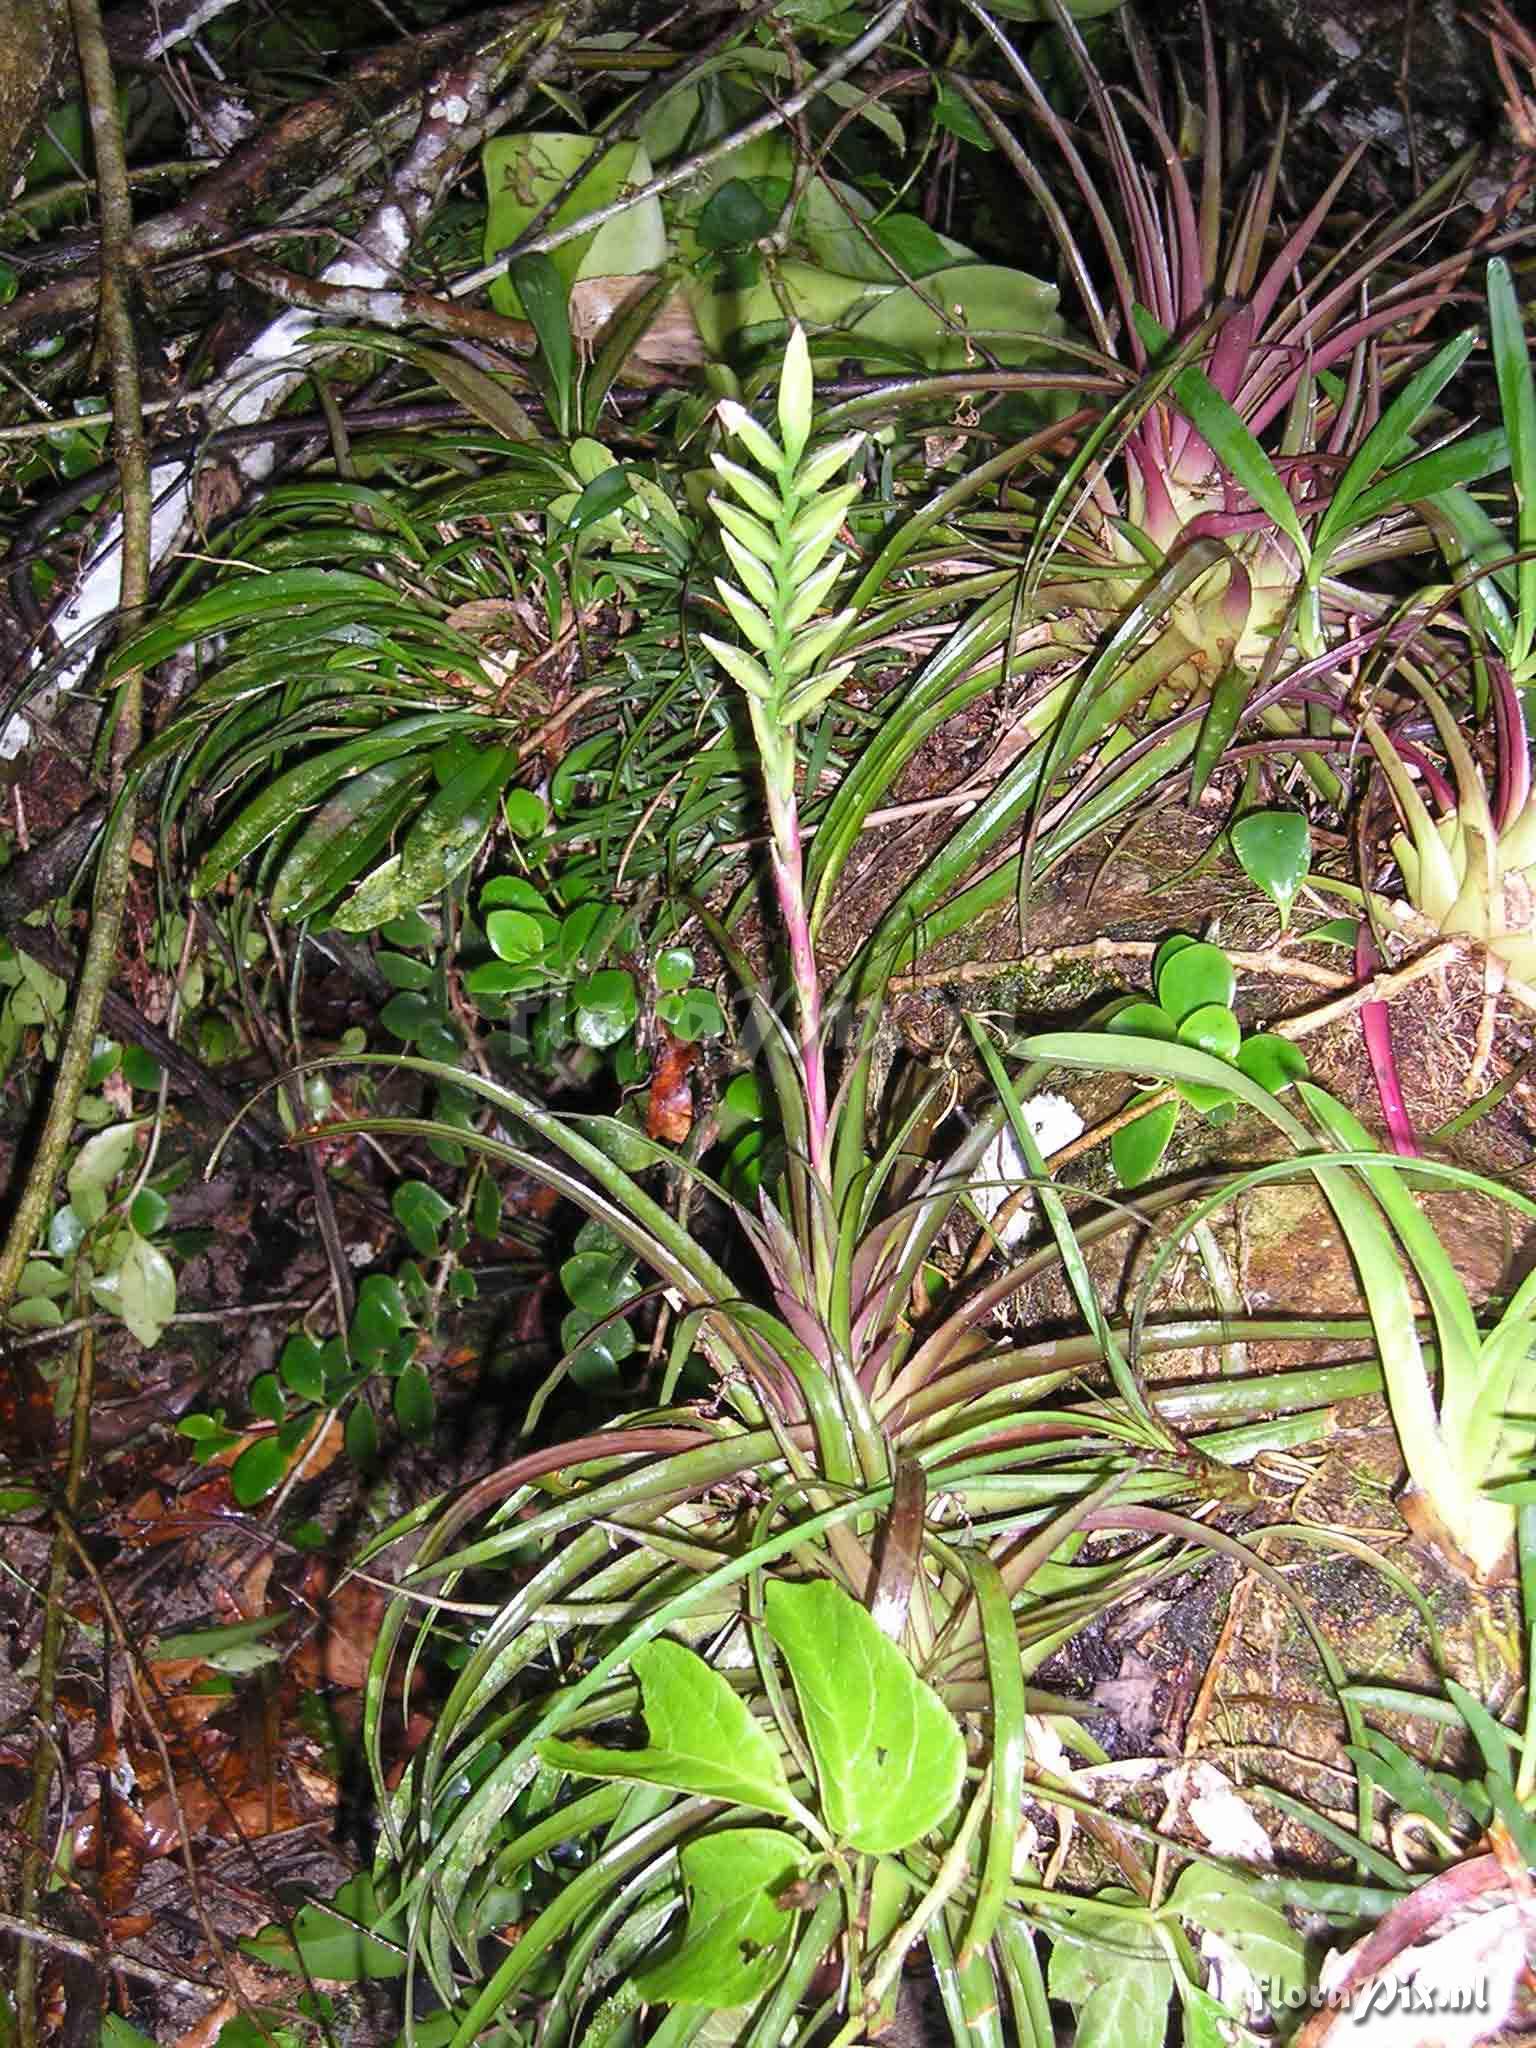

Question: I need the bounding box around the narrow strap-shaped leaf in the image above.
[959,1556,1027,1967]
[1314,328,1478,554]
[509,250,576,436]
[1133,305,1308,559]
[1489,257,1536,661]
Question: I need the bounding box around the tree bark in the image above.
[0,0,72,213]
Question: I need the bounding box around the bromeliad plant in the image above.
[1027,1021,1536,1581]
[268,334,1409,2047]
[811,2,1512,994]
[1345,262,1536,1079]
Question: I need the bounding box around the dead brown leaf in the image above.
[646,1028,696,1143]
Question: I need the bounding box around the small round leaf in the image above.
[232,1436,290,1507]
[1236,1032,1308,1095]
[654,947,696,991]
[655,987,726,1042]
[1155,941,1236,1023]
[1176,1003,1242,1062]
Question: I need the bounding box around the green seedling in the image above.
[1106,936,1306,1184]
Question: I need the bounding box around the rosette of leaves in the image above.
[272,337,1383,2045]
[811,5,1511,999]
[1105,938,1306,1185]
[1351,263,1536,1069]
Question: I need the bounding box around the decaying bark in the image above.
[0,0,72,212]
[0,5,539,345]
[3,0,600,754]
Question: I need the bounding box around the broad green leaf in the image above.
[345,1401,379,1469]
[394,1363,435,1440]
[1231,811,1311,931]
[1048,1893,1174,2048]
[485,909,545,963]
[151,1613,286,1668]
[503,787,549,838]
[654,947,695,990]
[465,961,550,998]
[1155,941,1235,1022]
[872,213,957,277]
[1176,1003,1241,1063]
[541,1637,798,1816]
[656,988,726,1042]
[847,264,1065,374]
[482,134,666,318]
[393,1179,455,1258]
[481,875,548,912]
[332,745,515,931]
[933,81,994,148]
[380,992,436,1042]
[352,1271,409,1359]
[1106,1001,1177,1041]
[555,465,635,540]
[763,1579,965,1853]
[697,176,782,251]
[230,1435,291,1507]
[240,1872,407,1980]
[269,757,433,923]
[561,1248,638,1315]
[91,1228,174,1343]
[249,1371,285,1422]
[558,901,624,970]
[195,716,468,900]
[375,951,434,992]
[109,568,403,677]
[67,1121,138,1220]
[559,1309,628,1386]
[635,1828,805,2007]
[280,1334,327,1401]
[574,968,638,1050]
[1171,1866,1306,2001]
[17,1260,68,1300]
[7,1296,63,1330]
[1111,1099,1179,1187]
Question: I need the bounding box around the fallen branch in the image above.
[6,0,598,755]
[4,0,150,2024]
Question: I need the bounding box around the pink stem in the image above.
[1356,924,1419,1156]
[763,778,831,1186]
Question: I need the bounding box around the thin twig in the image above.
[1271,940,1462,1040]
[4,0,150,2030]
[892,938,1354,994]
[451,0,911,291]
[0,1910,218,2000]
[4,1294,328,1353]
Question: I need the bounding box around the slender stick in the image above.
[2,1,149,2033]
[451,0,911,290]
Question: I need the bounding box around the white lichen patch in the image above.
[973,1091,1085,1249]
[429,94,472,125]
